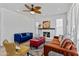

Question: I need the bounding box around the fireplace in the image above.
[43,32,50,38]
[38,28,55,41]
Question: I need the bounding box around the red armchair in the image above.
[30,36,45,48]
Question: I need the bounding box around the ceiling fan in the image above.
[23,4,41,14]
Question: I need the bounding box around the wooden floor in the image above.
[0,46,6,56]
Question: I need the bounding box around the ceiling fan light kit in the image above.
[30,11,35,14]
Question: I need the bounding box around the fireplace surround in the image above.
[38,28,55,41]
[43,32,50,38]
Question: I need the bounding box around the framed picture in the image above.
[43,21,50,28]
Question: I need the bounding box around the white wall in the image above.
[0,8,35,45]
[0,8,1,45]
[33,13,67,36]
[77,11,79,52]
[0,8,67,46]
[76,4,79,53]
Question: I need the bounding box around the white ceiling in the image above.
[0,3,72,15]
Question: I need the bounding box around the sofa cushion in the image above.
[64,42,72,50]
[54,36,59,39]
[61,38,71,48]
[26,33,30,36]
[61,38,77,51]
[21,33,26,36]
[50,38,60,46]
[70,43,77,51]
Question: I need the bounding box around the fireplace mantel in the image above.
[38,28,55,30]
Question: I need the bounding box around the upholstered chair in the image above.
[44,36,78,56]
[3,40,29,56]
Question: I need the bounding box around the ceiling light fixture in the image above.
[30,11,35,14]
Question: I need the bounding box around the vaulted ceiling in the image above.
[0,3,72,15]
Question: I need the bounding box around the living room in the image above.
[0,3,79,56]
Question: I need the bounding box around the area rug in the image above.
[29,44,44,56]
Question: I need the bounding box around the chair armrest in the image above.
[44,44,78,56]
[16,46,29,55]
[14,34,21,42]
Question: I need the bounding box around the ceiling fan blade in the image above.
[34,6,41,10]
[25,4,31,9]
[34,10,41,14]
[23,10,30,12]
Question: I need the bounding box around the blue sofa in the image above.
[14,32,33,43]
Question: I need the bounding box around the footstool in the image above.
[30,37,45,48]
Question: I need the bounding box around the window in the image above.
[56,19,63,35]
